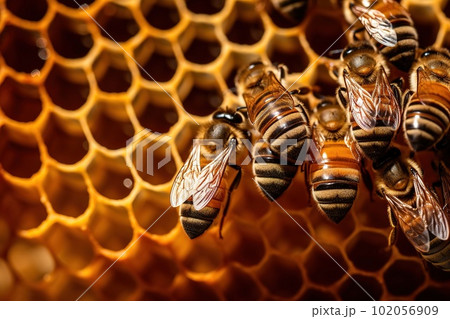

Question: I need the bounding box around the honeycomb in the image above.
[0,0,450,301]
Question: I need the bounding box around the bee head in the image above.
[235,61,270,94]
[417,48,450,85]
[315,100,346,132]
[342,42,378,79]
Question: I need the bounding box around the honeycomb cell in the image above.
[346,231,392,271]
[384,260,426,296]
[305,244,348,285]
[88,100,134,150]
[300,289,336,301]
[0,25,48,73]
[88,202,133,251]
[0,259,14,298]
[339,275,383,301]
[141,0,180,30]
[43,167,89,218]
[132,89,179,133]
[408,4,440,48]
[93,50,132,93]
[182,28,221,65]
[256,254,303,298]
[215,265,262,301]
[95,266,138,300]
[416,286,450,301]
[44,64,90,110]
[305,13,347,56]
[48,13,94,59]
[7,239,55,283]
[6,0,48,22]
[0,77,42,123]
[0,126,41,178]
[57,0,95,9]
[44,223,95,271]
[186,0,225,14]
[87,152,134,200]
[309,63,340,97]
[47,271,95,301]
[172,277,220,301]
[42,114,89,164]
[268,36,309,73]
[95,3,140,43]
[395,230,420,257]
[226,2,264,45]
[174,121,199,161]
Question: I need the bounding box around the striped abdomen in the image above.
[373,2,418,72]
[180,178,227,239]
[272,0,309,23]
[404,86,450,151]
[309,141,360,223]
[421,236,450,271]
[253,140,298,200]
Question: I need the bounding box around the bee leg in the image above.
[336,87,348,109]
[276,64,288,81]
[391,77,404,90]
[387,206,398,248]
[402,90,414,111]
[361,158,374,201]
[290,87,311,96]
[350,27,365,42]
[218,165,241,239]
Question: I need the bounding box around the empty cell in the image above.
[42,114,89,164]
[141,0,180,30]
[305,244,348,285]
[0,77,42,122]
[215,266,262,301]
[44,223,95,271]
[309,63,339,97]
[0,25,48,73]
[7,239,55,283]
[44,64,90,110]
[179,239,223,273]
[87,153,134,200]
[132,189,178,236]
[256,254,303,298]
[95,3,140,42]
[416,286,450,301]
[0,259,14,298]
[339,274,382,300]
[305,13,347,56]
[6,0,48,21]
[408,5,440,48]
[183,35,221,65]
[266,2,303,28]
[186,0,225,14]
[88,100,134,150]
[300,289,336,301]
[226,2,264,45]
[132,89,179,133]
[42,166,89,218]
[89,202,133,251]
[346,231,391,272]
[0,126,41,178]
[93,50,132,93]
[395,230,420,257]
[57,0,95,9]
[267,36,309,73]
[95,266,138,300]
[384,260,425,296]
[47,271,96,301]
[174,121,199,161]
[172,277,220,301]
[48,13,93,59]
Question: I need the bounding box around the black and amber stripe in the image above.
[421,236,450,272]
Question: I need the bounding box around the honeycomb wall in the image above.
[0,0,450,301]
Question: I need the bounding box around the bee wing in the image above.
[344,72,377,131]
[412,169,450,241]
[351,4,397,47]
[170,143,201,207]
[372,67,401,130]
[192,139,236,211]
[385,192,430,252]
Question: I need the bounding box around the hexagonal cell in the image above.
[339,274,383,300]
[172,277,220,301]
[416,286,450,301]
[305,13,347,56]
[267,35,309,73]
[44,223,95,271]
[0,126,41,178]
[256,254,303,298]
[57,0,95,9]
[225,2,264,45]
[42,114,89,164]
[87,152,134,200]
[95,3,140,42]
[215,265,262,301]
[309,63,340,97]
[44,63,90,110]
[89,202,133,251]
[132,89,179,133]
[0,25,48,73]
[42,166,90,218]
[346,231,391,272]
[0,77,42,122]
[182,26,222,64]
[141,0,180,30]
[174,121,199,161]
[0,259,14,299]
[266,1,303,28]
[300,289,336,301]
[6,0,48,21]
[178,72,223,116]
[88,100,134,150]
[132,188,178,236]
[384,259,426,296]
[186,0,225,14]
[7,239,55,283]
[93,50,132,93]
[408,5,440,48]
[134,38,178,83]
[48,13,93,59]
[305,244,348,286]
[47,271,96,301]
[95,265,138,300]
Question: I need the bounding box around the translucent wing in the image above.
[351,5,397,47]
[385,192,430,252]
[344,72,377,131]
[412,169,450,241]
[192,139,236,211]
[372,67,401,130]
[170,143,201,207]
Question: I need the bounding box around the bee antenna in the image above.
[327,49,343,59]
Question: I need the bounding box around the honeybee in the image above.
[373,148,450,270]
[334,41,402,160]
[170,108,250,239]
[342,0,418,71]
[403,48,450,152]
[269,0,310,23]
